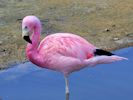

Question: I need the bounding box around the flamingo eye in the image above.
[24,26,28,29]
[23,26,29,31]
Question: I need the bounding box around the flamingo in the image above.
[22,15,127,100]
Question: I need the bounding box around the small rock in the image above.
[115,37,133,44]
[113,37,119,41]
[126,33,133,37]
[104,28,110,32]
[2,49,6,52]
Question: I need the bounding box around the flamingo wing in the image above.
[38,33,96,60]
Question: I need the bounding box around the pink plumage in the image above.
[22,16,127,100]
[37,33,96,74]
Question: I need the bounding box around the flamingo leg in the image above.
[64,76,69,100]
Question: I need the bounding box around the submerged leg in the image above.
[64,76,69,100]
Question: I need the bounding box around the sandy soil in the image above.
[0,0,133,69]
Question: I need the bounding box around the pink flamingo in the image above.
[22,16,127,100]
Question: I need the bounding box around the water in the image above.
[0,47,133,100]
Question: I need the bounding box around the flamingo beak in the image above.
[22,29,32,44]
[23,36,32,44]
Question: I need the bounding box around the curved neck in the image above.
[26,25,41,61]
[25,25,44,67]
[25,25,48,68]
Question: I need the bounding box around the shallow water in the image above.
[0,47,133,100]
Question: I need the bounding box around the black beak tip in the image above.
[23,36,32,44]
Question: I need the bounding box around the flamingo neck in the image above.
[27,27,40,51]
[26,26,42,65]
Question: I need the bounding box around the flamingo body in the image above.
[37,33,96,74]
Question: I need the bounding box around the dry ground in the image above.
[0,0,133,69]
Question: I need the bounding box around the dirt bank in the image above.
[0,0,133,69]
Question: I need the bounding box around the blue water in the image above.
[0,47,133,100]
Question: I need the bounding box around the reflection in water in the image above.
[0,47,133,100]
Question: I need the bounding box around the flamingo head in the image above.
[22,15,41,44]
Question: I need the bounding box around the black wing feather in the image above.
[94,49,114,56]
